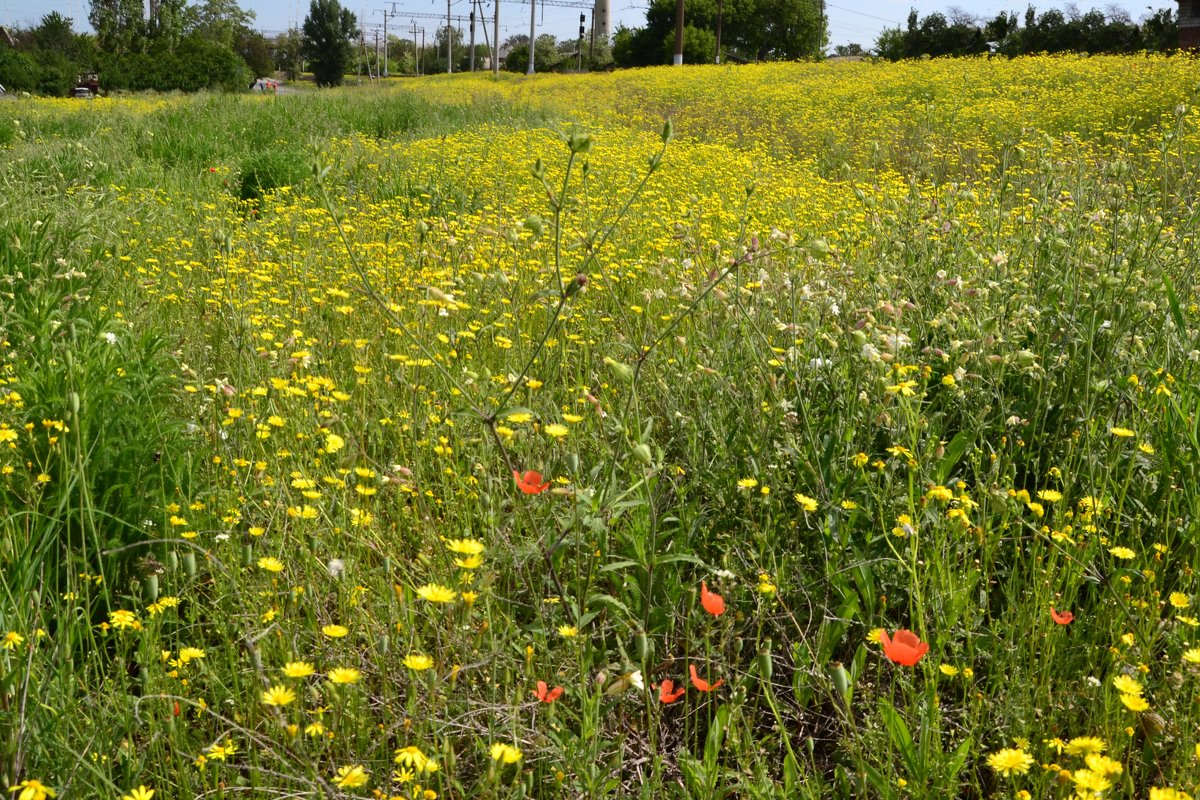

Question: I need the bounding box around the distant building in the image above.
[1181,0,1200,48]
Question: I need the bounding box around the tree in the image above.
[89,0,146,54]
[273,28,305,78]
[31,12,76,55]
[302,0,356,86]
[833,43,866,56]
[235,26,274,76]
[191,0,255,49]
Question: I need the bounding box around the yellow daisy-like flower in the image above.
[109,610,139,630]
[543,423,569,438]
[1108,546,1136,560]
[1111,674,1142,695]
[489,743,523,764]
[9,780,56,800]
[986,748,1034,777]
[257,556,284,573]
[403,654,434,671]
[939,664,959,677]
[121,786,154,800]
[1064,736,1106,756]
[282,661,315,678]
[1149,788,1194,800]
[1037,489,1063,502]
[327,667,362,685]
[1109,427,1135,438]
[1084,754,1123,776]
[865,627,884,644]
[322,624,349,638]
[2,631,24,650]
[737,478,758,489]
[925,485,954,502]
[415,584,457,603]
[1169,592,1191,609]
[1119,692,1149,712]
[557,625,578,638]
[332,765,368,789]
[454,555,483,570]
[394,745,438,773]
[261,685,296,707]
[1182,648,1200,664]
[793,493,818,512]
[444,538,485,556]
[325,433,345,453]
[1073,769,1113,795]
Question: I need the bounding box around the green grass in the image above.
[2,58,1200,800]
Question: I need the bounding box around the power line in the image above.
[824,3,901,24]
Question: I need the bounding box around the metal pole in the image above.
[715,0,721,63]
[493,0,500,75]
[421,28,425,74]
[413,21,419,74]
[469,7,476,70]
[447,0,453,73]
[577,12,584,69]
[526,0,536,74]
[589,2,595,64]
[672,0,684,65]
[383,9,389,75]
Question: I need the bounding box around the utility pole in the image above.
[383,6,390,76]
[469,5,476,71]
[446,0,453,73]
[672,0,684,65]
[421,27,425,74]
[493,0,500,76]
[413,21,419,74]
[577,12,584,70]
[714,0,721,63]
[589,4,595,64]
[526,0,536,74]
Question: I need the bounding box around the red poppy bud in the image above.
[880,629,929,666]
[700,581,726,617]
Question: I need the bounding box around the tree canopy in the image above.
[302,0,357,86]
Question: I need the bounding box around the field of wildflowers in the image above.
[2,54,1200,799]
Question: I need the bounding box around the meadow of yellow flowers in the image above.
[2,54,1200,799]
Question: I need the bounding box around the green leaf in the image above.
[879,699,921,782]
[935,430,974,485]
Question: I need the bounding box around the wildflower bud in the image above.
[567,132,594,155]
[830,662,851,703]
[808,238,830,257]
[635,632,653,664]
[757,647,773,680]
[661,119,673,143]
[603,357,633,382]
[242,544,253,568]
[69,392,80,415]
[532,158,547,180]
[183,552,197,577]
[524,215,544,239]
[416,220,428,239]
[167,550,179,571]
[631,443,653,467]
[563,272,587,298]
[144,574,159,603]
[566,453,579,474]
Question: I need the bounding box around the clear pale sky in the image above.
[0,0,1178,52]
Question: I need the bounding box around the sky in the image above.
[0,0,1178,51]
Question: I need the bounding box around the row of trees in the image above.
[872,5,1178,59]
[612,0,826,66]
[0,0,276,94]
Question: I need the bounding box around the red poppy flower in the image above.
[689,664,724,692]
[700,581,726,616]
[514,470,550,495]
[880,629,929,666]
[535,680,564,703]
[1050,607,1074,625]
[657,679,685,704]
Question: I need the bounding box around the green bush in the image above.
[237,148,309,203]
